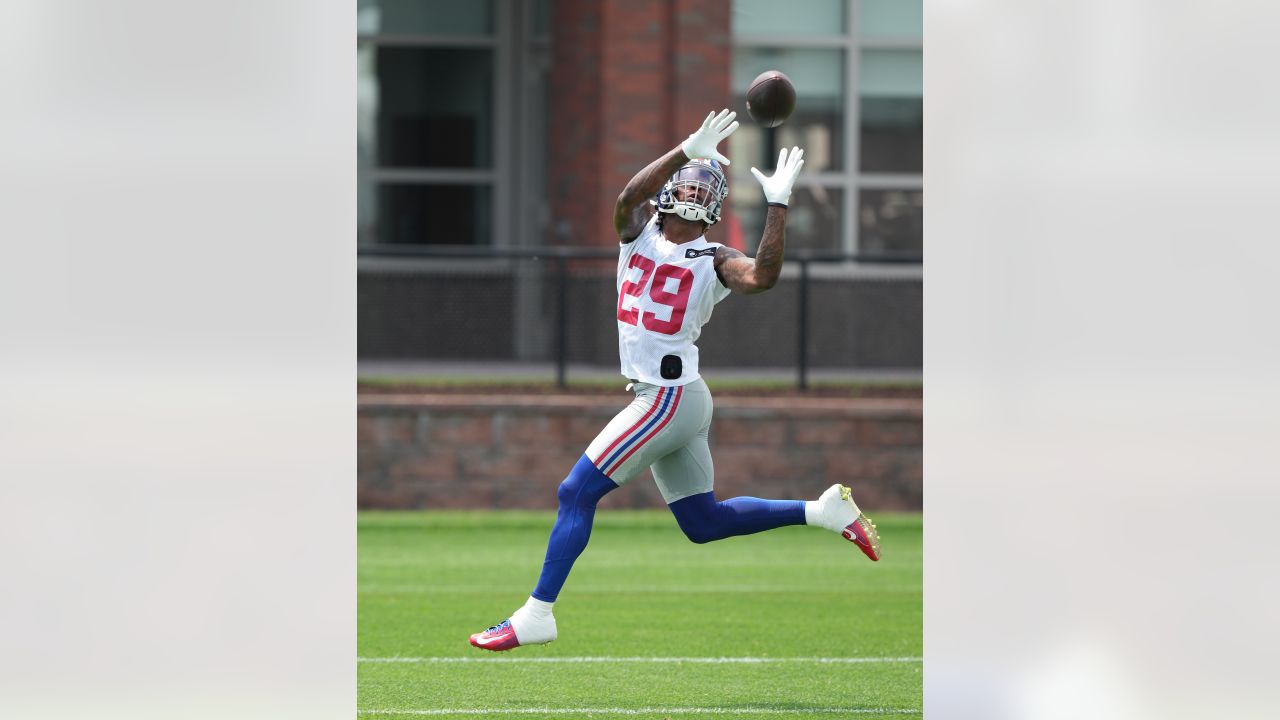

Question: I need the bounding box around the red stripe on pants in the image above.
[603,385,683,476]
[590,387,667,468]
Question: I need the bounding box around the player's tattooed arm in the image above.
[614,146,688,243]
[713,205,788,294]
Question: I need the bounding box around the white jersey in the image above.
[615,215,732,386]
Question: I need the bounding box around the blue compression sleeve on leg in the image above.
[531,454,619,602]
[668,491,806,544]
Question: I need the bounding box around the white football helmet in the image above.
[654,158,729,226]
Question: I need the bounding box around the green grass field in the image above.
[359,510,922,718]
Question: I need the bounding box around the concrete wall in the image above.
[358,393,921,511]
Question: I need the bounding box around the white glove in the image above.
[681,109,739,164]
[750,146,805,205]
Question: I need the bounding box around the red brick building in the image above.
[357,0,922,369]
[359,0,921,255]
[547,0,733,248]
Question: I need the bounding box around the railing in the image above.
[358,245,921,389]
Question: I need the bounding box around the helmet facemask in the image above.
[655,159,729,227]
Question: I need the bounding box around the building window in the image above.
[731,0,922,259]
[358,0,498,246]
[359,0,549,248]
[371,47,494,170]
[732,0,846,37]
[859,49,922,174]
[358,0,494,36]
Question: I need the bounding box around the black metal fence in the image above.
[358,246,921,388]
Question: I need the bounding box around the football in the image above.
[745,70,797,128]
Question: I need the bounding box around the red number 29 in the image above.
[616,253,694,335]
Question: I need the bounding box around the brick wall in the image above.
[549,0,731,247]
[358,393,921,511]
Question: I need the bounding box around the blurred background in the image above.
[357,0,921,384]
[357,0,922,511]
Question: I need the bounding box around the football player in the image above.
[470,109,880,652]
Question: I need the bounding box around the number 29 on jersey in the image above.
[616,253,693,336]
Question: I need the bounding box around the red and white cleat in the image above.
[469,619,521,652]
[469,608,556,652]
[809,484,882,562]
[841,512,881,562]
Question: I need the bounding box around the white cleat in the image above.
[809,483,881,561]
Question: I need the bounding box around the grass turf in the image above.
[359,510,922,718]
